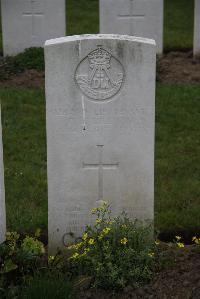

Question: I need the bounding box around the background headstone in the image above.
[1,0,66,56]
[0,104,6,244]
[99,0,163,54]
[45,34,156,252]
[194,0,200,56]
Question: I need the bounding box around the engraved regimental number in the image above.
[75,46,125,101]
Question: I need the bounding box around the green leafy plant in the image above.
[67,202,154,290]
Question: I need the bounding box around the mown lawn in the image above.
[1,85,200,232]
[0,0,195,55]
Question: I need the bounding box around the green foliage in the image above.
[0,231,45,276]
[20,274,74,299]
[21,236,45,257]
[11,47,44,71]
[67,203,154,290]
[0,47,44,79]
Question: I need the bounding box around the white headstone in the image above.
[1,0,66,56]
[45,34,156,252]
[100,0,163,54]
[0,104,6,244]
[194,0,200,56]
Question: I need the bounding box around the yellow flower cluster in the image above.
[48,255,55,262]
[120,237,128,245]
[175,236,184,248]
[192,236,200,245]
[148,252,155,258]
[98,227,111,240]
[88,238,95,245]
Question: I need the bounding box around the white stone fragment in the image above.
[45,34,156,252]
[194,0,200,56]
[1,0,66,56]
[99,0,163,54]
[0,104,6,244]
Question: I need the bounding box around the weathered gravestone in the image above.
[194,0,200,56]
[99,0,163,54]
[45,34,156,252]
[0,104,6,244]
[1,0,66,56]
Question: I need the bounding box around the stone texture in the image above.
[99,0,163,54]
[45,34,156,252]
[194,0,200,56]
[0,104,6,244]
[1,0,66,56]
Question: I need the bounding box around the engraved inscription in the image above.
[83,145,119,202]
[118,0,145,35]
[75,46,125,101]
[22,0,44,38]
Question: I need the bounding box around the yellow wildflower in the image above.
[155,240,160,246]
[192,236,197,242]
[82,233,88,241]
[120,237,128,245]
[88,238,95,245]
[48,255,55,262]
[70,252,79,260]
[177,242,184,248]
[175,236,181,241]
[102,227,111,235]
[67,244,77,250]
[148,252,155,258]
[96,218,102,224]
[122,224,127,229]
[91,208,98,214]
[84,247,90,253]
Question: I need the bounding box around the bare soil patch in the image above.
[0,51,200,89]
[0,69,44,89]
[157,51,200,84]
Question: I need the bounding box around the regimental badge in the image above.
[75,46,125,101]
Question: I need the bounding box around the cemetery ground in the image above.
[0,0,200,298]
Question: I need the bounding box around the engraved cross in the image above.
[22,0,44,38]
[83,145,119,202]
[118,0,145,35]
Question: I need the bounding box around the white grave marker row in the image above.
[1,0,66,56]
[100,0,164,54]
[0,104,6,244]
[45,34,156,252]
[194,0,200,56]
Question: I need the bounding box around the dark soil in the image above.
[0,51,200,88]
[0,69,45,89]
[78,246,200,299]
[157,51,200,84]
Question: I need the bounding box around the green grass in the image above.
[164,0,194,51]
[1,89,47,232]
[20,275,74,299]
[155,84,200,231]
[1,85,200,232]
[0,0,195,55]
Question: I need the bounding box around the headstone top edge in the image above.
[44,34,156,47]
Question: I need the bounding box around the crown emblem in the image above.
[75,46,125,101]
[88,46,111,68]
